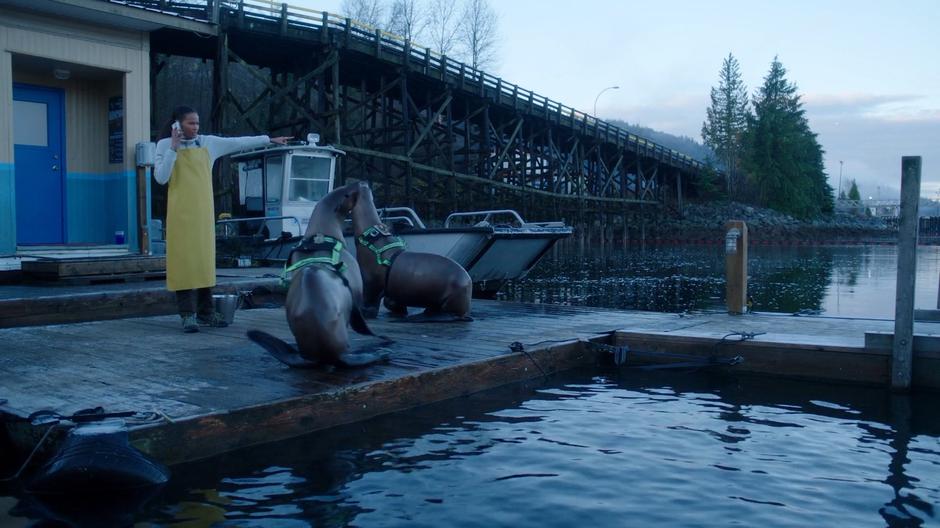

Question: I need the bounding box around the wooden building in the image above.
[0,0,212,256]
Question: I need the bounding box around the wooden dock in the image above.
[2,300,939,466]
[0,269,281,329]
[20,256,167,285]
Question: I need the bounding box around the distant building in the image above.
[834,198,867,216]
[862,198,940,220]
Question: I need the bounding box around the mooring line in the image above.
[509,341,549,380]
[0,424,57,483]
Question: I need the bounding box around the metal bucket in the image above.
[213,294,242,325]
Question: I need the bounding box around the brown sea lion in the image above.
[350,180,472,321]
[248,182,389,368]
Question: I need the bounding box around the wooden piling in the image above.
[725,220,747,314]
[136,166,150,255]
[892,156,921,390]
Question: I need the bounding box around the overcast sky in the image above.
[296,0,938,200]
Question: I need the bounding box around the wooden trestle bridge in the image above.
[136,0,710,231]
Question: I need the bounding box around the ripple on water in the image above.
[5,370,936,527]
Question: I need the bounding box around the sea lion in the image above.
[248,182,389,368]
[350,180,472,321]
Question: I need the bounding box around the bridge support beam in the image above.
[151,11,707,226]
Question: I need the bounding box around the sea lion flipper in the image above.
[337,348,392,368]
[349,306,377,336]
[360,305,380,319]
[392,311,473,323]
[247,329,321,369]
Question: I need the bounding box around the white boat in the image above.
[214,135,572,297]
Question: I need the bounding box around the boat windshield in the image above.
[289,155,332,202]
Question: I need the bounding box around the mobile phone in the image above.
[172,121,181,133]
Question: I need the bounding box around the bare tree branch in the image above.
[386,0,427,43]
[341,0,385,28]
[426,0,459,56]
[457,0,498,70]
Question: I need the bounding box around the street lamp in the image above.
[838,160,843,198]
[593,85,620,117]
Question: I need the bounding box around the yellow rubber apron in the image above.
[165,145,216,291]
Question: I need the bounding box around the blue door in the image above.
[13,83,66,245]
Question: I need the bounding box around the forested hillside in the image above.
[608,119,714,164]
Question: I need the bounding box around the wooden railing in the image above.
[105,0,707,171]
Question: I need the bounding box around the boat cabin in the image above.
[226,134,343,239]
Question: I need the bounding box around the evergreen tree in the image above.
[701,53,749,199]
[742,57,833,218]
[848,179,861,201]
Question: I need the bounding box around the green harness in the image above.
[356,224,406,267]
[280,234,347,288]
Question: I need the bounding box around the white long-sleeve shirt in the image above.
[154,134,271,184]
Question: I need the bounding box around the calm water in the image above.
[3,369,937,527]
[4,244,940,526]
[499,243,940,319]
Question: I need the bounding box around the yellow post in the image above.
[725,220,748,314]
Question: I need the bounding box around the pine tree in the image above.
[701,53,749,199]
[742,57,833,218]
[848,179,861,201]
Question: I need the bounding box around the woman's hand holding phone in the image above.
[170,121,181,151]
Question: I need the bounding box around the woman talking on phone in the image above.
[155,106,290,333]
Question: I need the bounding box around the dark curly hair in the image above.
[158,105,197,140]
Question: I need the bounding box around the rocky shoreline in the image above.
[650,201,897,244]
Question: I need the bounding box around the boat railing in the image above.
[380,216,418,228]
[216,215,302,239]
[376,207,427,229]
[445,209,528,228]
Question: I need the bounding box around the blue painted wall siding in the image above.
[0,163,15,255]
[66,171,135,245]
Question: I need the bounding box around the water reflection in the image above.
[748,246,833,314]
[0,369,940,528]
[6,370,932,526]
[500,241,940,318]
[878,395,936,526]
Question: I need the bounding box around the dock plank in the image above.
[3,300,940,465]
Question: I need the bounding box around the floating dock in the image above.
[0,268,280,328]
[2,294,939,466]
